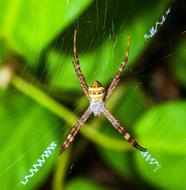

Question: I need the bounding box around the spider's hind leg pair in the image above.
[59,30,146,155]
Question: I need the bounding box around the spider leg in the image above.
[73,30,90,100]
[105,35,130,99]
[102,107,147,152]
[59,107,92,155]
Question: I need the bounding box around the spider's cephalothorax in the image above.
[88,81,105,116]
[88,81,105,101]
[59,30,147,155]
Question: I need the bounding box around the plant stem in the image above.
[52,148,71,190]
[11,74,130,151]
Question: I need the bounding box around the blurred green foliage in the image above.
[171,39,186,86]
[135,102,186,190]
[66,178,108,190]
[0,92,58,190]
[0,0,185,190]
[0,0,92,62]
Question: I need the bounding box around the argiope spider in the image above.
[59,30,147,155]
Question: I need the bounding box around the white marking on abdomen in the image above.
[90,101,105,116]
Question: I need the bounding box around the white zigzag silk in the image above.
[144,7,171,39]
[141,151,161,172]
[20,142,57,185]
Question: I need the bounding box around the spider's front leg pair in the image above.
[59,31,146,155]
[73,30,130,101]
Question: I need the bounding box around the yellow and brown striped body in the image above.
[88,81,105,101]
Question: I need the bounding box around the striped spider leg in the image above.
[103,35,146,151]
[59,31,91,155]
[102,107,146,151]
[59,107,92,155]
[73,30,90,100]
[105,35,130,99]
[103,36,146,151]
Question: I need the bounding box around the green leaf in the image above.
[134,101,186,190]
[0,92,59,190]
[66,177,108,190]
[171,39,186,86]
[47,0,169,90]
[0,0,92,62]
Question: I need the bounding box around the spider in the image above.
[59,30,147,155]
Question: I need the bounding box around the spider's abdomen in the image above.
[90,100,105,116]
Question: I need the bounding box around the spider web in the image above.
[0,0,186,190]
